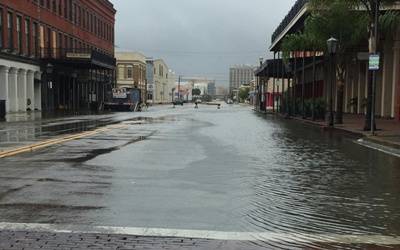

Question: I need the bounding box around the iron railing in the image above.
[271,0,308,45]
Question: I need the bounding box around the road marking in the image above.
[0,222,399,245]
[356,138,400,158]
[0,124,127,159]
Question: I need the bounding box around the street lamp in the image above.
[259,57,263,67]
[327,37,338,127]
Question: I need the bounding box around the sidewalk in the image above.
[255,108,400,153]
[0,230,395,250]
[293,114,400,149]
[0,112,125,154]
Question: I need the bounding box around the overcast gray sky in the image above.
[111,0,296,86]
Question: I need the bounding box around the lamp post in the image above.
[371,0,379,135]
[327,37,338,127]
[259,57,264,111]
[46,63,54,111]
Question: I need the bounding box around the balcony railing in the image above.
[271,0,308,45]
[40,48,116,68]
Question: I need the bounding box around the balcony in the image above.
[271,0,308,49]
[40,48,116,69]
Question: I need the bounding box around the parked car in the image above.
[173,100,184,106]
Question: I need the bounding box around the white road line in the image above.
[0,222,400,245]
[356,138,400,158]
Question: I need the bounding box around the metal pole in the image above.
[293,55,297,115]
[329,54,335,127]
[178,75,181,101]
[302,52,306,118]
[371,0,379,135]
[281,52,285,114]
[312,51,316,120]
[273,52,276,112]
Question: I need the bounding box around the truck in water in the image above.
[104,87,143,111]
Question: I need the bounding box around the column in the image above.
[17,69,27,111]
[351,64,357,114]
[0,66,10,112]
[8,68,18,112]
[26,70,35,111]
[381,51,388,117]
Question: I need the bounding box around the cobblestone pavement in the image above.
[0,230,266,250]
[1,230,400,250]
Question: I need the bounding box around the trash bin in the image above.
[0,100,5,120]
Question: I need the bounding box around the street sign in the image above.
[369,54,380,71]
[66,53,91,59]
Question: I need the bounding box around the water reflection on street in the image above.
[0,105,399,249]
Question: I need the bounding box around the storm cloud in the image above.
[111,0,296,86]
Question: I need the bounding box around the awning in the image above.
[255,59,291,78]
[255,56,325,78]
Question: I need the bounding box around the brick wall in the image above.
[0,0,115,57]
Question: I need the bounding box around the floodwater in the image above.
[0,105,399,249]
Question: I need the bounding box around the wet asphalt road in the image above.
[0,104,400,249]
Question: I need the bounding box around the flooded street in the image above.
[1,105,400,249]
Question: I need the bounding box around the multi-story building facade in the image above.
[259,0,400,122]
[168,69,176,102]
[147,58,173,104]
[229,65,256,94]
[207,81,216,96]
[116,52,147,102]
[0,0,116,114]
[146,58,154,102]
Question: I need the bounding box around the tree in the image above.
[238,88,250,103]
[283,0,368,123]
[314,0,398,130]
[355,0,398,131]
[192,88,201,96]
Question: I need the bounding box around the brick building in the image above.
[116,52,147,103]
[0,0,116,114]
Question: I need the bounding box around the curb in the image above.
[254,109,400,153]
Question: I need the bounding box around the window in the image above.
[16,16,22,53]
[58,0,62,16]
[68,0,73,21]
[46,27,51,50]
[7,12,13,50]
[0,9,3,48]
[25,19,30,55]
[64,0,67,18]
[52,0,57,12]
[118,65,125,80]
[73,4,77,24]
[64,35,68,50]
[127,66,133,79]
[32,22,38,57]
[159,65,163,77]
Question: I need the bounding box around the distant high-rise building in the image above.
[229,65,256,93]
[207,81,216,96]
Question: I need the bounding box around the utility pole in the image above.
[371,0,379,135]
[178,75,181,101]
